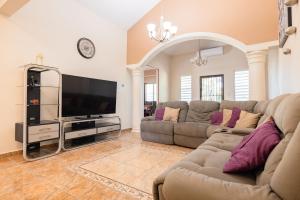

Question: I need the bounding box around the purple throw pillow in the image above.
[227,107,241,128]
[155,108,165,121]
[223,120,281,173]
[211,111,223,125]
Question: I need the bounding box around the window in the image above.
[180,75,192,101]
[235,70,249,101]
[200,75,224,102]
[144,83,157,102]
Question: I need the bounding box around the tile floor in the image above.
[0,131,192,200]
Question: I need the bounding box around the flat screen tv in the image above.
[62,74,117,117]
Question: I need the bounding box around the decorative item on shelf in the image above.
[278,0,293,48]
[190,40,208,67]
[147,16,178,43]
[77,37,96,59]
[284,0,298,6]
[283,48,292,55]
[285,26,297,35]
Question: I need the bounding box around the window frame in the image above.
[144,83,157,103]
[200,74,224,101]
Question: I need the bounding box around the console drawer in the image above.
[28,131,59,143]
[97,125,120,134]
[65,128,97,140]
[29,123,59,135]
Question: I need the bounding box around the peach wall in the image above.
[127,0,278,64]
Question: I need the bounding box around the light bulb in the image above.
[170,26,178,34]
[163,21,172,30]
[147,24,156,32]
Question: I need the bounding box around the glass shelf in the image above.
[17,85,59,88]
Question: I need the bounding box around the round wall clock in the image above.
[77,38,96,59]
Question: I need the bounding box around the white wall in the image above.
[147,53,171,102]
[0,0,131,154]
[278,4,300,94]
[267,46,280,99]
[169,46,248,101]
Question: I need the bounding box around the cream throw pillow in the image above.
[163,107,180,122]
[221,109,232,126]
[234,111,261,128]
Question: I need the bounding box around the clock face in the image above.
[77,38,96,59]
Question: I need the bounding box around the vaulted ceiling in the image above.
[75,0,161,30]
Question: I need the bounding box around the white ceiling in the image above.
[76,0,161,30]
[163,40,226,56]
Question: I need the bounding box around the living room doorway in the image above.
[144,68,159,117]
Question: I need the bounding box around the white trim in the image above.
[246,40,279,52]
[126,32,278,70]
[136,32,247,69]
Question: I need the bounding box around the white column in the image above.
[246,51,267,101]
[131,68,144,133]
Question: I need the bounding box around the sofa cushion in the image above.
[155,108,165,120]
[254,101,269,114]
[221,109,232,126]
[201,133,244,152]
[157,101,189,122]
[223,120,281,173]
[141,120,174,136]
[256,133,291,186]
[220,100,257,112]
[163,107,180,122]
[257,94,290,126]
[274,93,300,135]
[186,101,220,122]
[234,111,261,128]
[210,111,223,125]
[271,123,300,200]
[174,122,209,138]
[227,107,241,128]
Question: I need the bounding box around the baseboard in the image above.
[0,149,22,159]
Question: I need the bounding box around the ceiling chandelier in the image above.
[147,16,178,43]
[190,41,208,67]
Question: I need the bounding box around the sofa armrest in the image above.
[142,116,155,121]
[162,168,280,200]
[231,128,255,136]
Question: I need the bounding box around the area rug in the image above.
[71,143,191,200]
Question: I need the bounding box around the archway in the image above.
[129,32,271,132]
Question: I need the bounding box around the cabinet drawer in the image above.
[65,128,96,140]
[29,124,59,135]
[97,125,120,134]
[28,131,59,143]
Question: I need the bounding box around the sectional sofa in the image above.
[140,94,300,200]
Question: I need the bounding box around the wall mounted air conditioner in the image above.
[200,46,224,58]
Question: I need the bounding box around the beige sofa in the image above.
[141,100,263,148]
[153,93,300,200]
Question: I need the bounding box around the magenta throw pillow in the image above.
[155,108,165,121]
[223,120,281,173]
[227,107,241,128]
[210,111,223,125]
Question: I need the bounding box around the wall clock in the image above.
[77,38,96,59]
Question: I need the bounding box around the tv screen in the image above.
[62,74,117,117]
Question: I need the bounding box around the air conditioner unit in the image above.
[201,47,224,58]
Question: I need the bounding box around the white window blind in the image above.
[180,76,192,102]
[235,70,249,101]
[145,83,157,102]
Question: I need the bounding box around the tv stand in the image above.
[75,115,103,120]
[62,116,121,150]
